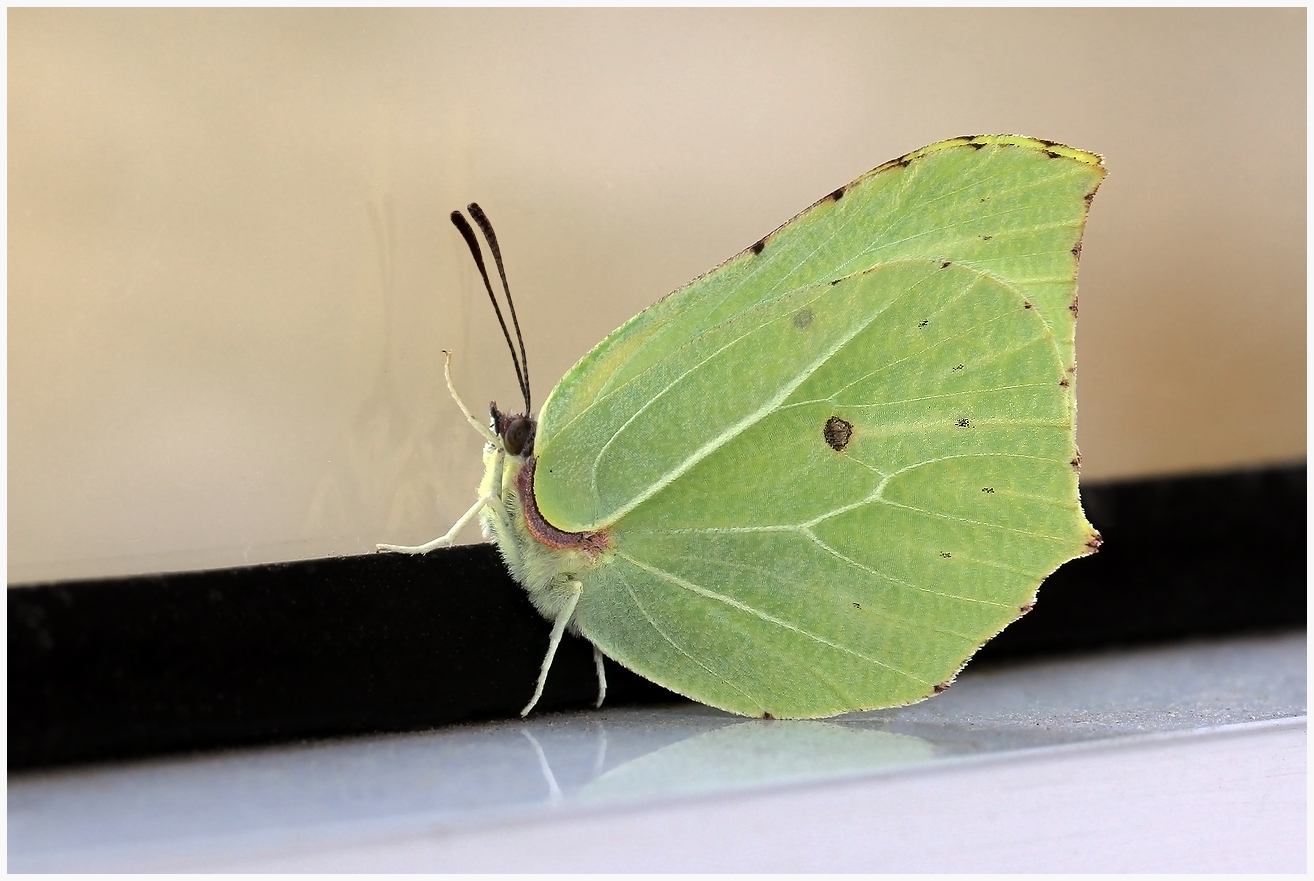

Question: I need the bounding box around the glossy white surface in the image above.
[9,632,1306,871]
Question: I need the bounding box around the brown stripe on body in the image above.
[516,456,612,558]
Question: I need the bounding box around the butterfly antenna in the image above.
[449,208,531,414]
[467,203,531,415]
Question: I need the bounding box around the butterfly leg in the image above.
[376,379,505,553]
[593,645,607,709]
[521,579,583,717]
[375,491,496,554]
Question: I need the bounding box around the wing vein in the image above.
[618,551,928,683]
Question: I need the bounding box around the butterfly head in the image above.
[491,402,536,458]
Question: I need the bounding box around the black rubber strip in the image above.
[8,463,1305,770]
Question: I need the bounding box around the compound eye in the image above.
[503,417,535,457]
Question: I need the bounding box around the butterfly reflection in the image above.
[520,714,934,806]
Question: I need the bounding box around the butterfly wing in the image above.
[532,137,1103,717]
[537,134,1102,500]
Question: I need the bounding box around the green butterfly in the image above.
[380,134,1105,720]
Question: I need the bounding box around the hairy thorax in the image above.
[479,442,611,629]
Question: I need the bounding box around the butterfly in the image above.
[379,135,1104,719]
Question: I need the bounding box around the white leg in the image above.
[484,446,513,537]
[593,645,607,709]
[521,581,582,717]
[376,492,494,554]
[377,352,505,554]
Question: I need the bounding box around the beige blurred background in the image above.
[8,9,1306,583]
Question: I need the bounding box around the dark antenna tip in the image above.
[449,207,532,416]
[466,203,531,415]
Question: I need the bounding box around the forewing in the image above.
[536,135,1103,447]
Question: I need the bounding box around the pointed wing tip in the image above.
[903,134,1105,172]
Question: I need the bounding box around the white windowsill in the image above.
[9,631,1306,872]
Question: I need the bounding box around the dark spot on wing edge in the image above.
[750,239,766,255]
[827,186,845,202]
